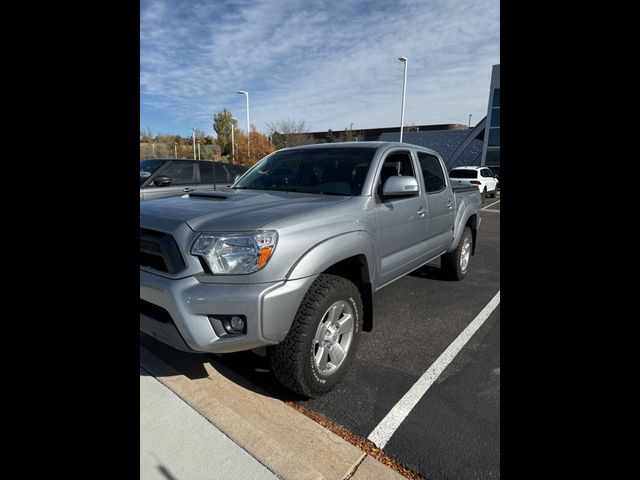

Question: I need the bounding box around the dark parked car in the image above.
[140,159,248,201]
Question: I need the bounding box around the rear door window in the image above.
[199,162,230,184]
[417,152,446,193]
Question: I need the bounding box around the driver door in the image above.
[374,150,429,287]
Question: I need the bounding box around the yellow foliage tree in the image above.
[233,127,275,166]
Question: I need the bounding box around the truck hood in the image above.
[140,189,352,232]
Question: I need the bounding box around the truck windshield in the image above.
[449,169,478,179]
[140,159,166,186]
[233,148,375,196]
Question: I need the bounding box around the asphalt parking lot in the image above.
[141,193,500,480]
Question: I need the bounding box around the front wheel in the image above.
[269,274,362,398]
[441,227,473,280]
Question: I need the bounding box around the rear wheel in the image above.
[489,188,496,198]
[441,227,473,280]
[269,274,362,398]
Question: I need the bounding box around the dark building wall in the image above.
[379,130,483,170]
[306,123,468,142]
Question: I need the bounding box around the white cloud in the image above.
[141,0,499,135]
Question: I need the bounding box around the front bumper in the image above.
[140,270,317,353]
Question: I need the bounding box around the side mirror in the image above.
[154,176,172,186]
[382,176,419,196]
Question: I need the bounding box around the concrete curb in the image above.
[140,346,405,480]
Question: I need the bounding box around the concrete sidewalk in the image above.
[140,367,277,479]
[140,345,406,480]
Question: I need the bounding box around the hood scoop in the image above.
[189,191,229,200]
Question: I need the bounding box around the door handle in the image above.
[183,187,194,192]
[417,207,426,217]
[446,201,453,210]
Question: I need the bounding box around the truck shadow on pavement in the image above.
[140,333,306,401]
[409,263,457,281]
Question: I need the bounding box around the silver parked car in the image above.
[140,159,248,201]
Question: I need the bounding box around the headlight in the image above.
[191,231,278,274]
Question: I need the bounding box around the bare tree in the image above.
[266,119,314,149]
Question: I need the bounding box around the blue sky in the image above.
[140,0,499,137]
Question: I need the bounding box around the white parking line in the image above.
[367,291,501,449]
[481,200,501,210]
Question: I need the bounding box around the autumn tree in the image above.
[213,109,238,156]
[234,127,275,167]
[266,119,314,149]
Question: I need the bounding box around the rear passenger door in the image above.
[143,161,199,200]
[417,152,455,256]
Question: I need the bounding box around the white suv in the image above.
[449,166,498,198]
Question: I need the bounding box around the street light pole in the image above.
[231,118,236,163]
[192,128,196,159]
[398,57,408,143]
[468,114,472,127]
[174,143,177,159]
[198,142,201,160]
[237,90,250,158]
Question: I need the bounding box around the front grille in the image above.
[139,228,186,274]
[140,299,172,323]
[140,238,161,253]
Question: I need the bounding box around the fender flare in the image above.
[286,230,376,281]
[449,210,479,254]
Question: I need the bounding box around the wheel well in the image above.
[323,255,373,332]
[466,214,478,255]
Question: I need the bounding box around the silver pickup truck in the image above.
[140,142,481,397]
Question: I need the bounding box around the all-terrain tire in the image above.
[441,227,473,280]
[269,274,363,398]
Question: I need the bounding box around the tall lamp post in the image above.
[398,57,408,143]
[468,114,472,127]
[237,90,250,158]
[198,141,201,160]
[192,127,196,159]
[231,118,236,162]
[174,143,177,159]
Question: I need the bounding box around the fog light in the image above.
[209,314,247,337]
[230,316,245,332]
